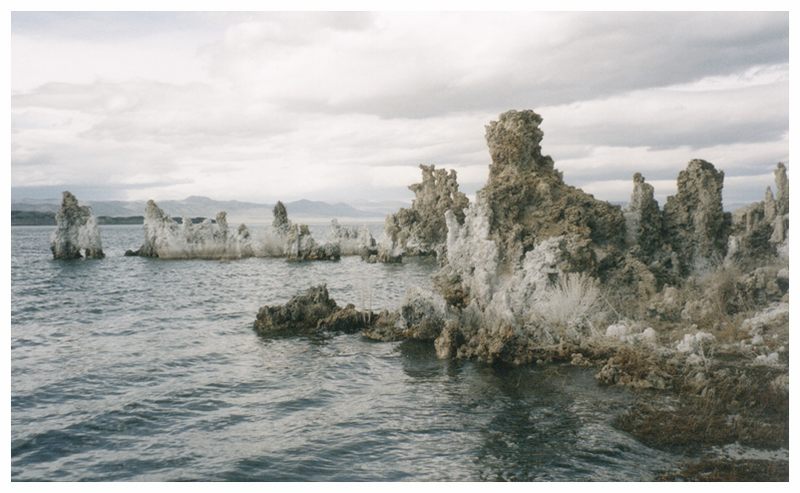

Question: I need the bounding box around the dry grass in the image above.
[658,459,788,482]
[615,360,789,453]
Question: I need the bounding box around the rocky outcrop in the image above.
[259,200,341,261]
[327,219,376,257]
[774,162,789,216]
[272,201,290,237]
[726,163,789,266]
[362,288,448,342]
[125,200,253,259]
[253,284,394,337]
[50,191,105,259]
[422,110,627,363]
[285,224,341,261]
[623,173,663,262]
[481,111,625,270]
[378,164,469,262]
[663,159,730,274]
[254,285,340,336]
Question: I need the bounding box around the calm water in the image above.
[11,225,678,481]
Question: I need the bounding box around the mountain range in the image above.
[11,196,403,224]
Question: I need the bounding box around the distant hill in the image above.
[11,196,393,225]
[11,210,56,226]
[11,210,151,226]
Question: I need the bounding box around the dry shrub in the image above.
[533,272,601,341]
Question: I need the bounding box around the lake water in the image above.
[11,225,679,481]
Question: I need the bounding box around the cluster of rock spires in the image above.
[124,200,254,259]
[50,191,104,259]
[121,199,363,261]
[50,191,379,262]
[45,108,788,477]
[256,109,789,369]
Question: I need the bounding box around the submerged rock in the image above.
[254,284,393,337]
[50,191,105,259]
[362,288,448,342]
[378,164,470,262]
[254,285,340,335]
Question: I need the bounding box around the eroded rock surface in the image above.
[423,110,628,363]
[285,224,341,261]
[254,285,340,336]
[378,164,469,262]
[624,173,663,262]
[253,285,394,337]
[327,219,376,257]
[663,159,730,274]
[726,163,789,266]
[50,191,105,259]
[126,200,254,259]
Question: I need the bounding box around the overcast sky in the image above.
[10,11,789,209]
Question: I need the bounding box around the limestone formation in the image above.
[725,163,789,266]
[362,288,449,342]
[426,110,626,363]
[253,284,394,337]
[379,164,469,262]
[771,163,789,250]
[285,224,340,261]
[774,163,788,216]
[663,159,730,274]
[253,285,340,336]
[623,173,663,262]
[480,110,625,269]
[258,200,340,261]
[50,191,105,259]
[125,200,254,259]
[272,201,290,237]
[327,219,376,257]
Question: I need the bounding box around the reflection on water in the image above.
[12,226,678,481]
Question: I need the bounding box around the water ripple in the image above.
[12,225,681,481]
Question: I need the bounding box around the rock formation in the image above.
[774,162,789,216]
[426,110,626,363]
[623,173,664,263]
[272,201,290,237]
[254,285,342,336]
[725,163,789,266]
[125,200,254,259]
[327,219,376,257]
[258,200,341,261]
[253,285,394,337]
[285,224,341,261]
[50,191,105,259]
[663,159,730,274]
[253,110,789,373]
[378,164,469,262]
[251,110,788,470]
[481,110,625,268]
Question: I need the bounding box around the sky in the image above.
[10,11,790,209]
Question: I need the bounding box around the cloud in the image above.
[203,12,788,118]
[10,11,789,209]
